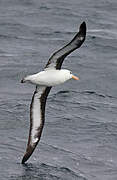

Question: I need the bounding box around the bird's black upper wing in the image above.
[45,22,86,70]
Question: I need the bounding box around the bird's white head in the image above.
[61,69,79,82]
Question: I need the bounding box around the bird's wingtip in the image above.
[21,156,27,164]
[80,21,86,31]
[21,152,29,164]
[21,144,36,164]
[77,21,86,41]
[80,21,86,27]
[82,21,86,25]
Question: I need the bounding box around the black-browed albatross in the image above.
[21,21,86,164]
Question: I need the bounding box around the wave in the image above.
[18,162,88,180]
[81,90,106,98]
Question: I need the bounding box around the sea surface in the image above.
[0,0,117,179]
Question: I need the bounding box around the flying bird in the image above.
[21,21,86,164]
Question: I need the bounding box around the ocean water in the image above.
[0,0,117,179]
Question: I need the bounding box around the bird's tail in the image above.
[21,78,25,83]
[21,76,31,83]
[21,77,27,83]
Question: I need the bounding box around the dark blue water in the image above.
[0,0,117,179]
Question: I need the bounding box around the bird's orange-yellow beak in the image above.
[72,75,79,80]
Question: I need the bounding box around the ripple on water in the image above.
[9,163,88,180]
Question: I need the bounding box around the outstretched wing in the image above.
[22,21,86,163]
[45,21,86,70]
[22,86,51,164]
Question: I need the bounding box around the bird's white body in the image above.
[23,69,72,86]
